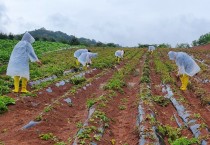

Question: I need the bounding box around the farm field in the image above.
[0,42,210,145]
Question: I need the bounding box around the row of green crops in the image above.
[0,44,146,95]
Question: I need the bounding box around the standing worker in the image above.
[78,52,98,70]
[115,50,124,63]
[168,51,200,91]
[148,46,155,54]
[74,49,90,66]
[7,32,42,93]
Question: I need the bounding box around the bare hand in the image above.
[36,60,42,66]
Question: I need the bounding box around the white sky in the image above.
[0,0,210,47]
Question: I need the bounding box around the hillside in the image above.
[15,28,97,46]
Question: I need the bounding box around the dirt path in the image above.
[100,57,145,145]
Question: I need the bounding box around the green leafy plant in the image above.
[118,105,126,110]
[44,106,53,113]
[158,124,181,143]
[54,141,66,145]
[76,121,83,128]
[70,76,86,85]
[86,98,96,108]
[171,137,199,145]
[39,133,54,140]
[152,95,170,107]
[0,96,15,114]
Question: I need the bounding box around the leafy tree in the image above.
[158,43,171,48]
[138,44,150,48]
[192,32,210,46]
[175,43,190,48]
[96,42,105,47]
[8,33,14,40]
[0,33,8,39]
[107,43,117,47]
[69,36,80,45]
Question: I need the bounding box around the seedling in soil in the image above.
[93,111,109,122]
[86,98,96,109]
[39,133,54,141]
[20,92,37,97]
[0,95,15,114]
[76,121,83,128]
[193,113,201,119]
[0,101,7,114]
[98,102,106,108]
[54,141,66,145]
[108,90,117,98]
[158,124,181,143]
[0,141,5,145]
[171,137,199,145]
[77,126,97,140]
[121,98,128,103]
[118,105,126,110]
[70,76,86,85]
[44,106,53,113]
[35,114,43,121]
[94,134,101,141]
[70,87,77,95]
[199,123,207,129]
[152,95,170,107]
[140,75,150,83]
[110,139,116,145]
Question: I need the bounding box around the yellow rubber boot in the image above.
[180,74,189,91]
[76,59,80,66]
[21,77,29,93]
[12,76,20,93]
[117,57,120,63]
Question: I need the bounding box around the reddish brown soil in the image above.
[192,43,210,50]
[100,61,143,145]
[0,63,127,144]
[149,56,193,144]
[0,68,102,144]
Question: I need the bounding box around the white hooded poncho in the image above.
[74,49,88,58]
[78,52,98,66]
[168,51,200,76]
[6,32,38,80]
[148,46,155,51]
[115,50,124,58]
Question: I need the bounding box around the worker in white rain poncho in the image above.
[148,46,155,54]
[78,52,98,70]
[74,49,90,66]
[115,50,124,63]
[168,51,200,91]
[6,32,42,93]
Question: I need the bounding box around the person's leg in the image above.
[117,57,120,63]
[180,74,189,91]
[13,76,20,93]
[76,59,80,66]
[21,77,29,93]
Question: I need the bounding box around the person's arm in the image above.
[28,44,42,65]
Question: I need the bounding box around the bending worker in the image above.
[148,46,155,54]
[78,52,98,70]
[168,51,200,91]
[74,49,90,66]
[115,50,124,63]
[7,32,42,93]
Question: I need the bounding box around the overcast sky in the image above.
[0,0,210,47]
